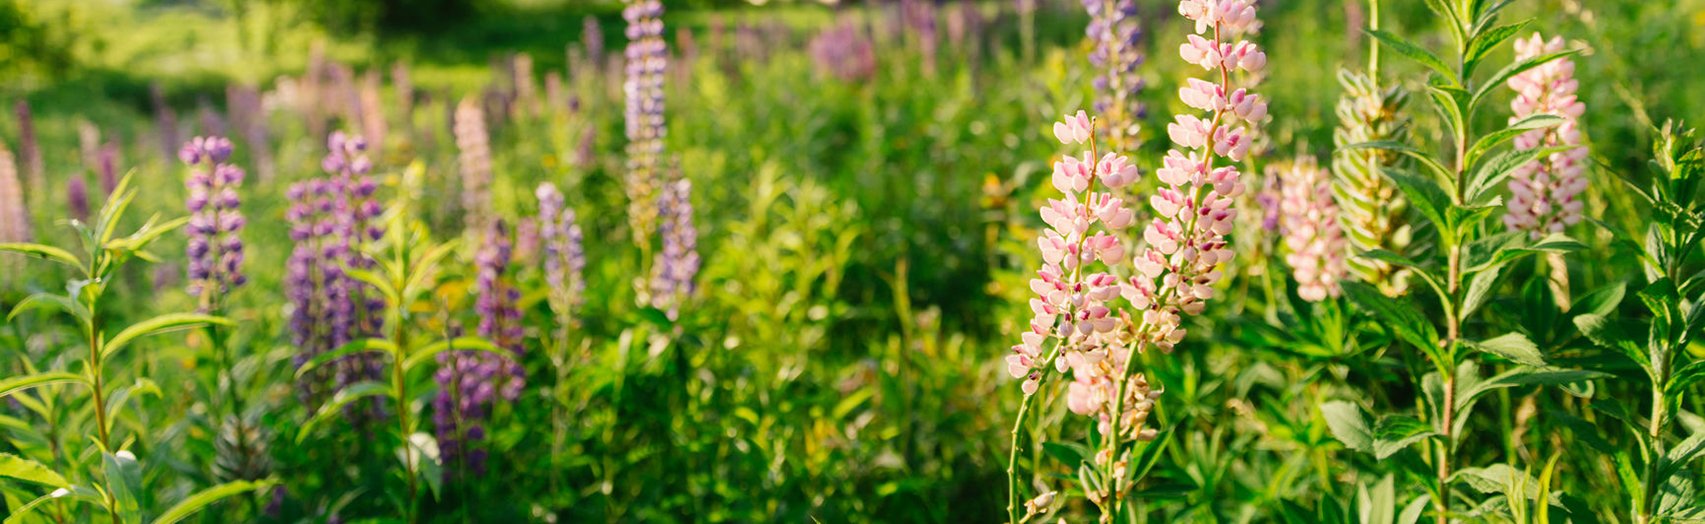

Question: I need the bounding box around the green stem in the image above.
[1007,343,1064,524]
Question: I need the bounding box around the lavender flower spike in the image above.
[182,136,248,309]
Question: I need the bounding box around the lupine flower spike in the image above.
[1083,0,1145,150]
[537,183,587,334]
[181,136,247,310]
[287,132,386,408]
[650,176,699,320]
[1333,69,1415,296]
[1276,157,1346,301]
[1503,34,1587,239]
[624,0,667,250]
[434,219,525,478]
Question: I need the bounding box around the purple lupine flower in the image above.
[434,220,524,478]
[67,176,89,223]
[455,97,493,234]
[98,142,119,197]
[537,183,586,331]
[624,0,667,247]
[198,97,228,138]
[1082,0,1145,149]
[583,15,605,68]
[288,132,386,409]
[0,143,30,245]
[286,179,338,403]
[809,20,878,83]
[14,101,42,194]
[650,178,699,320]
[181,136,247,309]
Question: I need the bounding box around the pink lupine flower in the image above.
[1276,157,1346,301]
[1010,113,1141,401]
[1503,33,1587,239]
[1123,0,1264,354]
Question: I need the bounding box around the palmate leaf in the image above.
[102,313,231,360]
[1342,281,1444,365]
[152,478,278,524]
[1320,401,1435,459]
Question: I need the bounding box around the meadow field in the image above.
[2,0,1705,522]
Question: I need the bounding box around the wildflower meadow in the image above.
[4,0,1705,522]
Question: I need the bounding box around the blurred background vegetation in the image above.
[2,0,1705,522]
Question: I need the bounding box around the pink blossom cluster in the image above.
[1123,0,1263,352]
[1276,157,1346,301]
[1504,33,1587,239]
[1007,111,1138,401]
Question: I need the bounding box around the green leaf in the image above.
[401,337,512,372]
[1464,114,1563,171]
[295,338,397,380]
[1468,333,1547,366]
[0,242,82,271]
[1659,432,1705,482]
[1368,29,1455,81]
[1459,367,1608,409]
[1463,20,1529,74]
[1321,400,1373,453]
[104,378,162,423]
[103,313,231,360]
[1371,416,1436,459]
[1042,441,1087,467]
[343,267,398,302]
[1385,168,1454,235]
[1461,265,1503,321]
[0,372,87,398]
[152,478,279,524]
[3,485,102,524]
[103,450,142,523]
[0,453,69,488]
[1126,430,1171,484]
[297,382,392,443]
[1340,140,1455,182]
[1670,360,1705,395]
[7,292,91,325]
[1342,281,1443,362]
[1574,281,1627,318]
[1471,49,1583,111]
